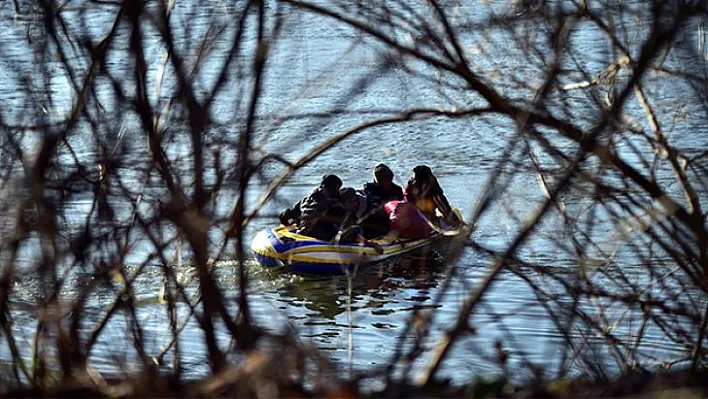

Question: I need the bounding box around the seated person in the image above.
[363,163,404,202]
[404,165,462,227]
[340,187,393,239]
[335,188,385,252]
[279,174,345,241]
[383,200,432,239]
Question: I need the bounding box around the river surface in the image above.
[0,0,705,387]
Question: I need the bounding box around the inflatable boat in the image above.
[251,221,462,274]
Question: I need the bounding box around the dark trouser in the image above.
[360,210,391,239]
[299,222,339,241]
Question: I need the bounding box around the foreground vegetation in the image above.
[0,0,706,396]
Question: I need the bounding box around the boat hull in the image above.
[251,224,459,274]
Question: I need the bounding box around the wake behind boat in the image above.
[251,221,462,274]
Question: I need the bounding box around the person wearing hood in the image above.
[335,187,384,253]
[279,174,346,241]
[404,165,461,227]
[362,163,404,203]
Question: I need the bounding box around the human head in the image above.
[320,174,343,197]
[373,163,394,189]
[413,165,433,181]
[339,187,359,211]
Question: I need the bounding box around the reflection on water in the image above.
[245,248,454,382]
[272,250,447,321]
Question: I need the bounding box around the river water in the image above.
[0,0,705,388]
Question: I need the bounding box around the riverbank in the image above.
[385,368,708,398]
[3,363,705,398]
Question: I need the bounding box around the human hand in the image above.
[371,242,384,254]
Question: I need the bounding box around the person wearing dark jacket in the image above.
[279,174,345,241]
[335,187,384,253]
[362,163,404,203]
[404,165,461,226]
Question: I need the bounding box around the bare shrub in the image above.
[0,0,706,396]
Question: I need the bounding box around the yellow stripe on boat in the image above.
[251,210,464,273]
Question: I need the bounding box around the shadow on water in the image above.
[269,246,449,321]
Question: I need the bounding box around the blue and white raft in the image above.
[251,220,462,274]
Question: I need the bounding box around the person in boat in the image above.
[335,187,384,253]
[404,165,462,227]
[362,163,404,203]
[383,200,432,239]
[279,174,346,241]
[343,186,395,239]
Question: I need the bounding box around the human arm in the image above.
[279,200,301,226]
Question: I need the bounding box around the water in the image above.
[0,0,705,388]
